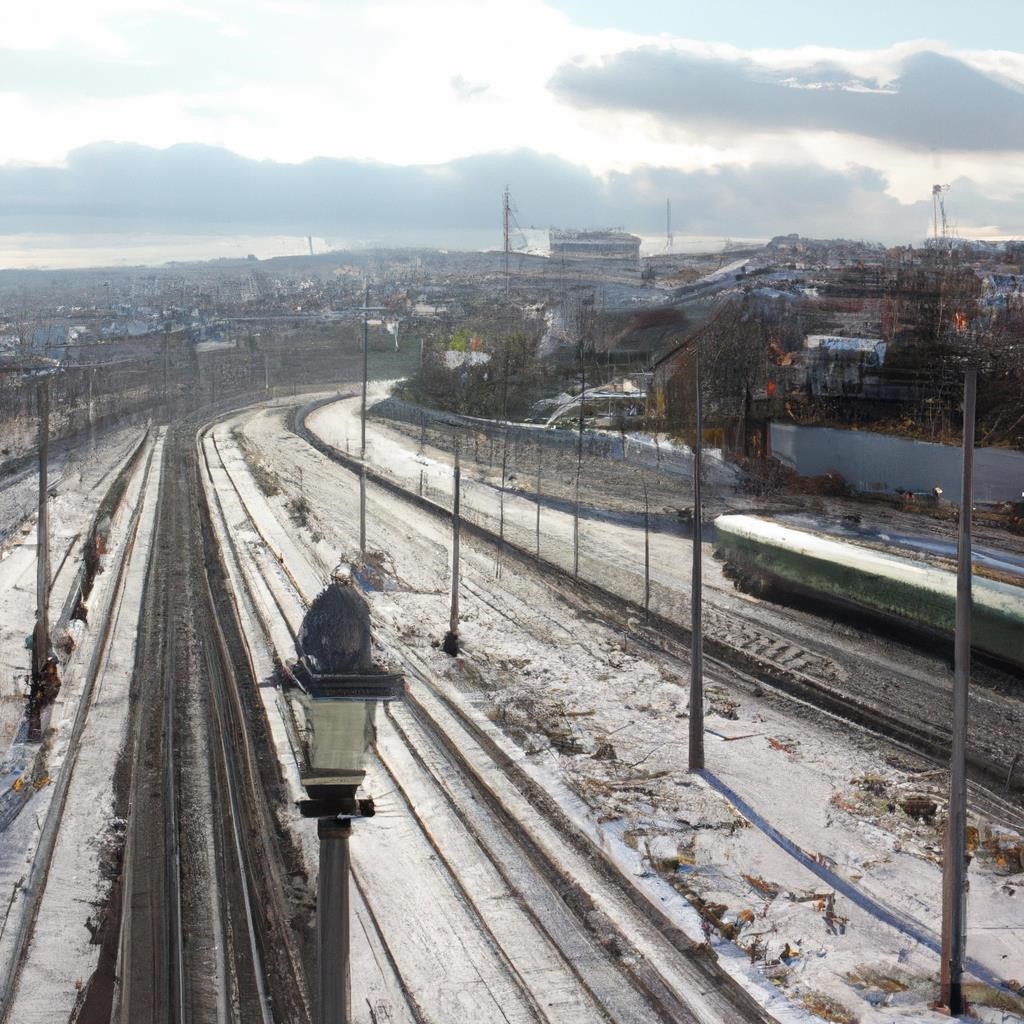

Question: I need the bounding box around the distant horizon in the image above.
[4,4,1024,272]
[2,226,1021,275]
[3,143,1019,266]
[0,229,775,273]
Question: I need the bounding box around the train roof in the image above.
[715,514,1024,621]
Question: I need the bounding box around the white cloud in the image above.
[1,0,1023,228]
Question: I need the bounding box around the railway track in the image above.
[0,433,160,1022]
[206,397,1024,1012]
[200,418,774,1024]
[288,396,1024,807]
[114,426,193,1023]
[113,421,309,1024]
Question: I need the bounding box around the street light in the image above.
[291,567,404,1024]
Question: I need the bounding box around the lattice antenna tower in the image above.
[932,184,950,243]
[503,185,511,297]
[665,198,673,252]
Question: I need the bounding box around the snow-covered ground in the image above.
[220,395,1024,1023]
[0,428,163,1018]
[0,425,146,753]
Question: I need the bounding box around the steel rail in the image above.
[0,432,158,1022]
[195,424,313,1023]
[203,404,770,1024]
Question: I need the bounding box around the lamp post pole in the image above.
[688,338,705,772]
[317,818,352,1024]
[295,576,405,1024]
[940,367,976,1016]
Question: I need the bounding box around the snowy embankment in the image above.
[289,394,1024,1024]
[0,428,164,1020]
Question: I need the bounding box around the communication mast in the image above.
[932,184,950,243]
[503,186,511,297]
[665,198,673,252]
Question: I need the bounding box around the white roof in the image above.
[715,514,1024,618]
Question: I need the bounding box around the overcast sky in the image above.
[3,0,1024,248]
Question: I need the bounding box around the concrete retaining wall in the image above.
[770,423,1024,504]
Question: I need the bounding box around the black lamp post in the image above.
[292,569,404,1024]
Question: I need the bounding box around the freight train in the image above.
[714,514,1024,672]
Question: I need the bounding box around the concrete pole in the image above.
[941,367,976,1016]
[162,330,169,406]
[359,466,367,562]
[360,283,369,562]
[443,447,461,655]
[451,451,461,635]
[688,341,705,772]
[33,379,50,685]
[642,475,651,623]
[574,346,584,581]
[497,432,508,580]
[88,368,96,452]
[361,284,369,460]
[535,439,542,563]
[317,819,352,1024]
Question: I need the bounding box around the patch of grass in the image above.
[800,991,858,1023]
[233,430,281,498]
[288,494,312,527]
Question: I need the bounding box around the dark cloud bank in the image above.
[0,142,1021,245]
[550,49,1024,153]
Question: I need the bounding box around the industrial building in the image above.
[549,229,641,268]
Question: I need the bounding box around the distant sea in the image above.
[0,230,767,272]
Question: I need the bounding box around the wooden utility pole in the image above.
[940,367,976,1016]
[688,340,705,771]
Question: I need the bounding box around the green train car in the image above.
[715,514,1024,672]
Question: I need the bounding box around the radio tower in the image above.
[932,184,950,244]
[503,186,511,297]
[665,198,673,252]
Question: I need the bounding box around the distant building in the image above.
[803,335,886,398]
[31,325,67,359]
[549,229,641,269]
